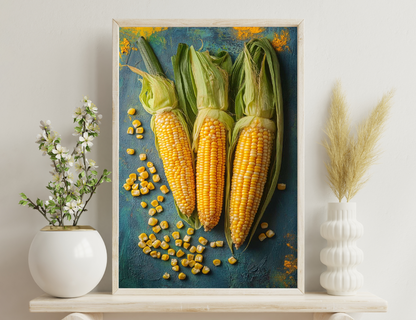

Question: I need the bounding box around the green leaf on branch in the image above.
[104,177,111,182]
[91,170,97,176]
[19,200,28,206]
[20,193,27,199]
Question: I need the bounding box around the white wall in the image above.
[1,0,414,319]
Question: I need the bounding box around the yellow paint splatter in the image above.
[271,29,291,52]
[123,27,168,39]
[120,38,131,56]
[284,254,297,274]
[233,27,265,40]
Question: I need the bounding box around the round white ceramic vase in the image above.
[320,202,364,295]
[28,226,107,298]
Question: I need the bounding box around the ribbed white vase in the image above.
[320,202,364,295]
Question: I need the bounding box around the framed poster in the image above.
[112,19,304,295]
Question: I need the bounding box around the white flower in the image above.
[76,199,84,209]
[74,146,82,155]
[40,144,48,156]
[44,131,59,146]
[66,172,74,183]
[96,114,103,124]
[70,185,80,197]
[85,114,94,124]
[51,173,61,183]
[84,99,92,108]
[52,144,68,160]
[92,124,100,133]
[79,133,93,148]
[67,155,75,167]
[87,159,98,170]
[89,104,98,113]
[64,200,78,214]
[35,133,45,144]
[39,120,51,131]
[73,106,85,121]
[74,159,84,173]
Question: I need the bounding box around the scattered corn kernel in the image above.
[126,178,134,185]
[215,241,224,247]
[132,119,141,128]
[123,184,131,191]
[258,233,267,241]
[140,181,148,188]
[127,108,136,115]
[164,235,171,243]
[189,246,196,253]
[163,272,170,279]
[277,183,286,190]
[175,239,183,247]
[156,252,161,259]
[188,260,196,268]
[228,257,237,265]
[195,254,203,263]
[127,127,134,135]
[187,254,195,261]
[213,259,221,266]
[148,218,158,226]
[147,162,154,168]
[148,182,155,190]
[148,208,156,216]
[151,200,159,207]
[140,202,148,209]
[176,249,185,258]
[137,166,145,173]
[210,242,217,248]
[152,240,161,249]
[202,266,210,274]
[129,173,137,180]
[183,235,191,243]
[140,171,149,180]
[149,166,157,174]
[172,232,180,240]
[160,221,169,230]
[136,127,144,134]
[161,254,169,261]
[138,176,144,182]
[153,174,161,182]
[160,185,169,194]
[146,239,153,247]
[152,225,161,233]
[196,245,205,253]
[149,234,156,241]
[176,221,184,229]
[191,267,200,274]
[136,135,143,139]
[261,222,269,229]
[131,190,140,197]
[198,237,208,245]
[126,148,135,155]
[157,196,164,202]
[150,251,158,258]
[140,187,149,195]
[143,246,151,254]
[172,265,180,272]
[161,241,170,250]
[138,241,146,249]
[171,259,178,266]
[266,230,275,238]
[187,228,194,235]
[194,263,203,270]
[183,242,190,250]
[132,184,139,190]
[168,248,175,256]
[139,153,147,160]
[138,233,148,241]
[178,272,186,280]
[181,259,189,267]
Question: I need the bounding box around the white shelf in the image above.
[30,292,387,314]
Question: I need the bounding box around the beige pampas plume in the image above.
[323,82,393,202]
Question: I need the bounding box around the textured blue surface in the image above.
[118,27,298,288]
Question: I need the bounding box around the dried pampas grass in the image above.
[323,82,393,202]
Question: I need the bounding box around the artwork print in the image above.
[117,25,299,289]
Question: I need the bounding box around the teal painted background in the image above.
[118,27,298,288]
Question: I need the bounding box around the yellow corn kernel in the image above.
[191,267,200,274]
[152,225,161,234]
[196,245,205,253]
[188,260,196,268]
[132,184,139,190]
[140,171,149,180]
[126,148,135,155]
[132,119,141,128]
[149,166,157,174]
[210,242,217,248]
[143,246,151,254]
[136,127,144,134]
[157,196,164,202]
[153,240,161,248]
[178,272,186,280]
[176,221,184,229]
[187,254,195,261]
[148,208,156,216]
[138,241,146,249]
[131,190,140,197]
[215,241,224,247]
[139,153,147,161]
[187,228,194,235]
[171,259,178,266]
[277,183,286,190]
[172,265,180,272]
[168,248,175,256]
[147,162,154,168]
[164,235,171,243]
[137,166,145,173]
[148,218,158,226]
[175,239,183,247]
[146,240,153,247]
[181,259,189,267]
[213,259,221,266]
[149,234,156,241]
[136,135,143,139]
[151,200,159,207]
[129,173,137,180]
[140,181,148,188]
[163,272,170,279]
[140,187,149,195]
[155,205,163,213]
[228,257,237,265]
[198,237,208,245]
[183,235,191,243]
[126,178,134,185]
[266,230,275,238]
[160,185,169,194]
[183,242,190,250]
[157,252,161,259]
[189,246,196,253]
[153,174,161,182]
[161,254,169,261]
[176,249,185,258]
[261,222,269,229]
[202,266,210,274]
[127,127,134,135]
[140,202,148,209]
[161,241,169,250]
[123,184,131,191]
[194,263,203,270]
[138,176,144,182]
[195,254,203,263]
[138,233,148,241]
[150,251,158,258]
[148,182,155,190]
[172,232,180,240]
[127,108,136,115]
[160,221,169,230]
[258,233,267,241]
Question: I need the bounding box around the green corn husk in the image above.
[126,37,200,229]
[225,38,284,252]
